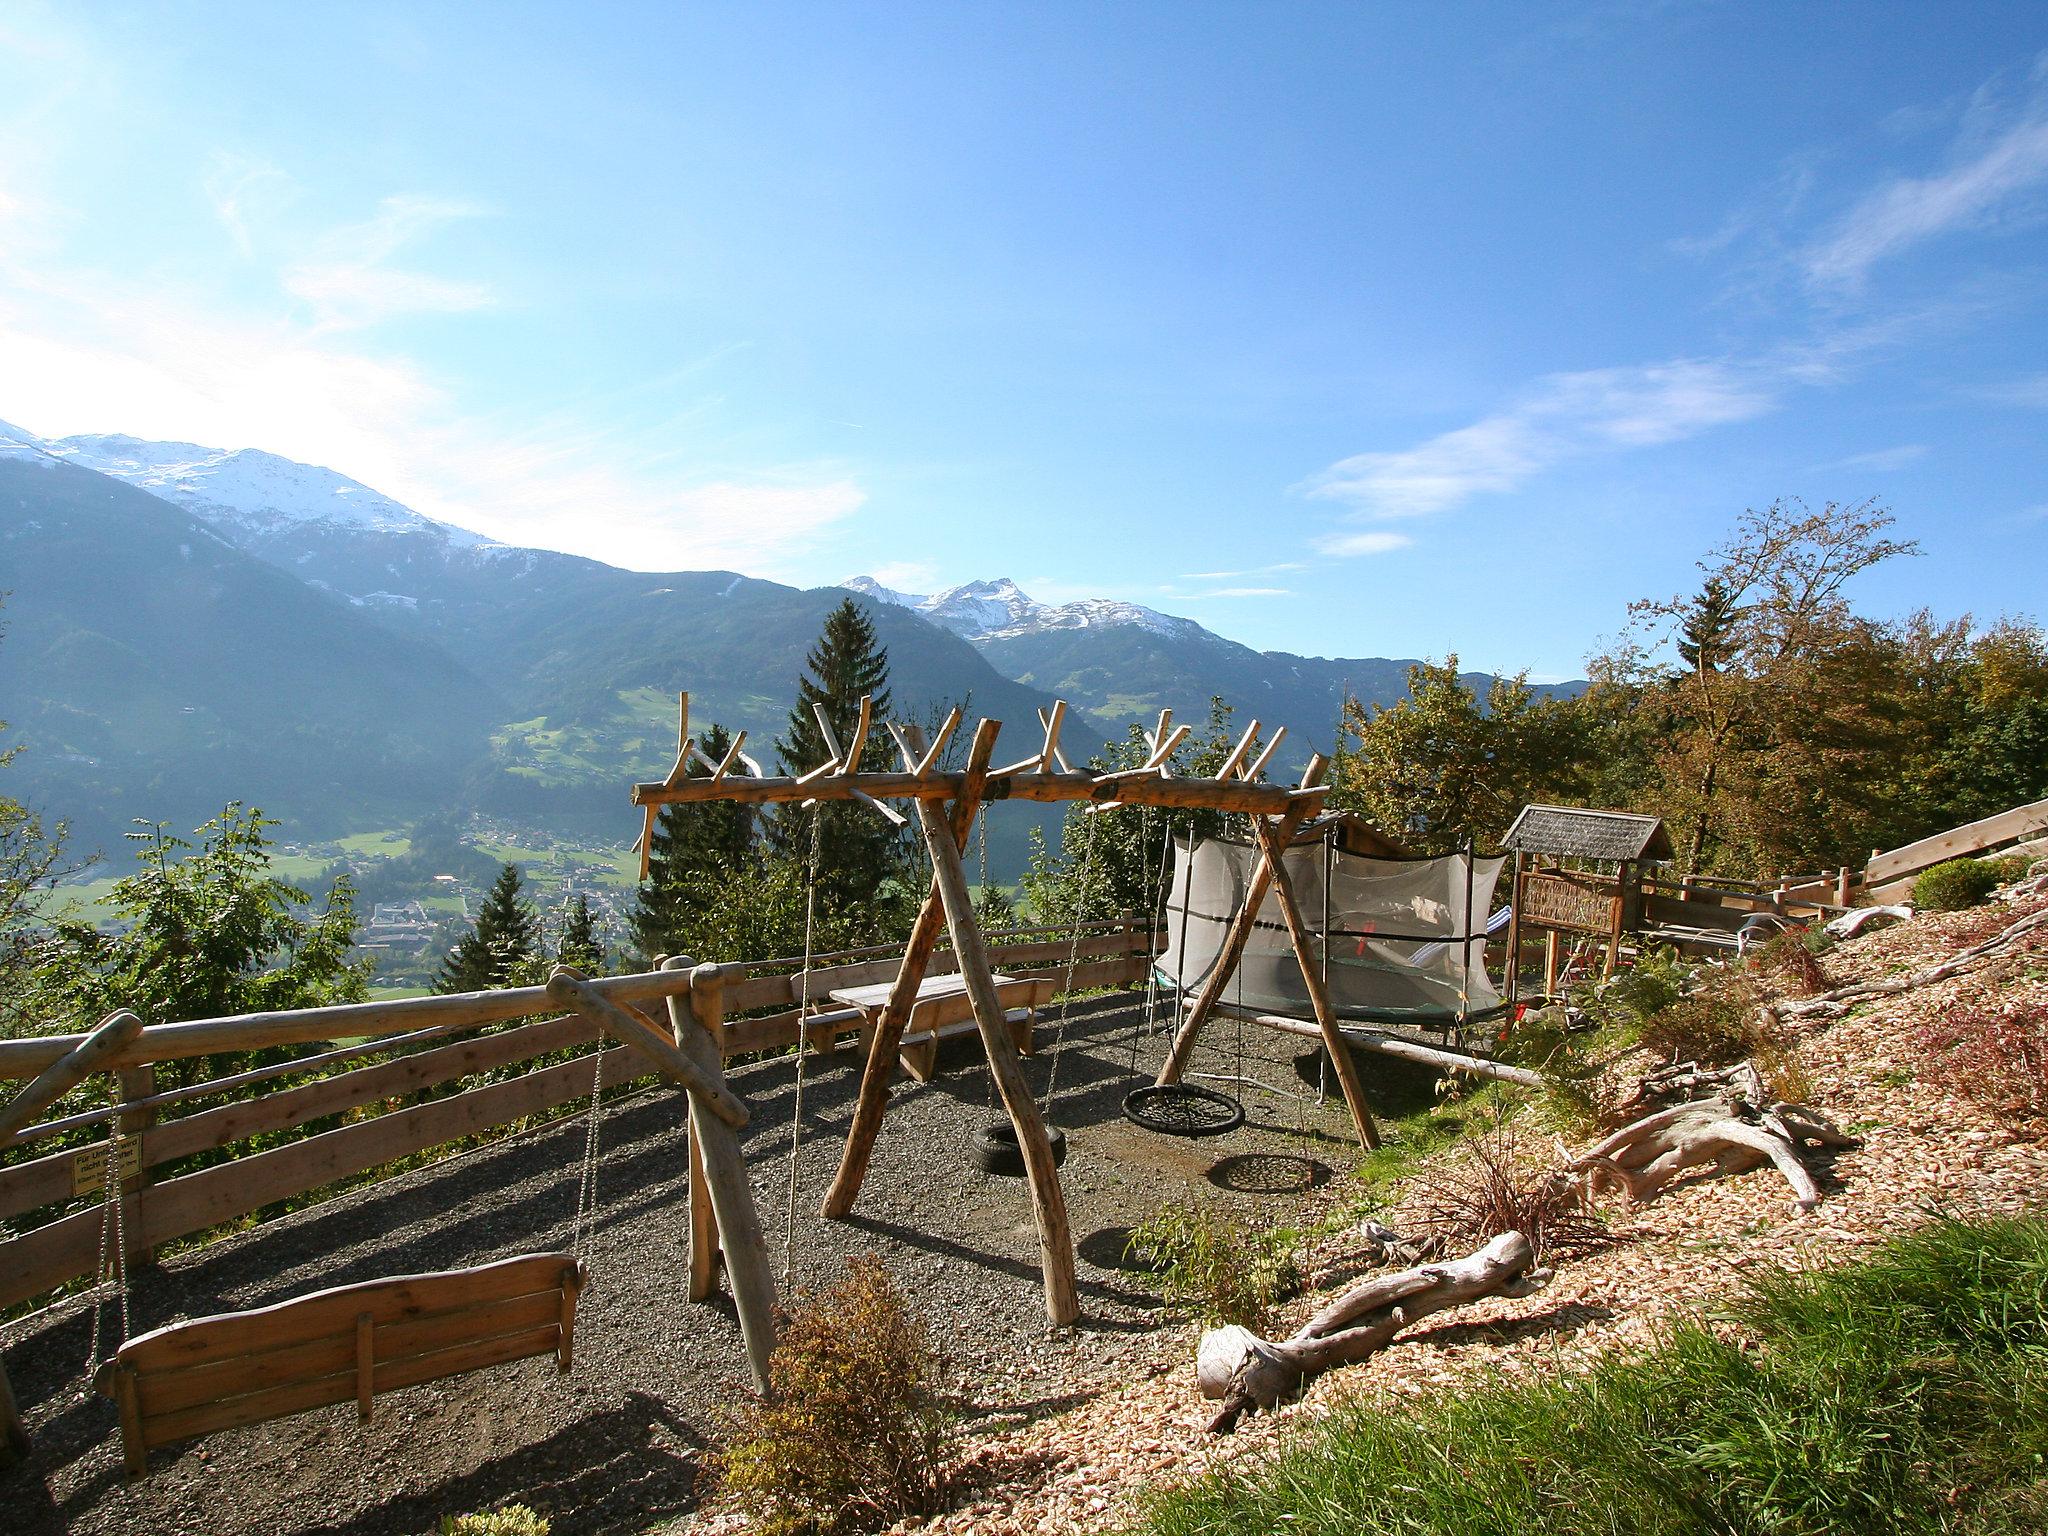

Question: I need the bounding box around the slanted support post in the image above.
[1157,762,1328,1090]
[1249,814,1380,1150]
[822,719,1000,1220]
[660,957,777,1394]
[686,965,725,1302]
[911,791,1080,1326]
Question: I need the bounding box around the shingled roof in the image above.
[1501,803,1673,863]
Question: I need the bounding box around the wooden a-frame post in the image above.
[1155,754,1381,1149]
[627,694,1343,1327]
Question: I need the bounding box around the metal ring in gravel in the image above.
[1205,1151,1329,1195]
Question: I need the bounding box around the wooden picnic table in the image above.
[826,971,1048,1083]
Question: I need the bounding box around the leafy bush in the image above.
[1563,947,1695,1047]
[1914,857,2003,912]
[441,1507,548,1536]
[713,1254,952,1536]
[1134,1214,2048,1536]
[1128,1199,1304,1331]
[1914,993,2048,1135]
[1637,970,1775,1067]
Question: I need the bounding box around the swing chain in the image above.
[783,806,824,1280]
[1040,806,1104,1112]
[572,1022,610,1260]
[81,1115,131,1396]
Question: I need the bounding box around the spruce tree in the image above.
[436,862,540,992]
[556,892,605,974]
[770,598,905,908]
[1676,576,1739,675]
[633,722,755,961]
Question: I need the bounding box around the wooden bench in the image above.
[95,1252,586,1478]
[858,978,1053,1083]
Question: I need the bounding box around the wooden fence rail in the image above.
[0,919,1157,1316]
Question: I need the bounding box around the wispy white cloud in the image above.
[203,153,295,259]
[1802,76,2048,289]
[1316,530,1413,557]
[862,561,940,595]
[1976,372,2048,408]
[283,195,496,332]
[1168,586,1292,600]
[0,248,865,574]
[1305,358,1774,525]
[1823,443,1929,472]
[1179,561,1307,580]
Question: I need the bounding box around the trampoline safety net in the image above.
[1156,833,1507,1028]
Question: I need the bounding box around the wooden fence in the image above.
[0,918,1156,1317]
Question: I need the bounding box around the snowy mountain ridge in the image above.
[842,574,1206,644]
[36,430,492,550]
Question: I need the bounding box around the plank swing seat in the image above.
[95,1252,586,1480]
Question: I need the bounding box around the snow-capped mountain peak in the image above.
[45,433,490,548]
[841,574,1203,643]
[0,419,61,468]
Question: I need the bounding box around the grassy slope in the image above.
[1134,1213,2048,1536]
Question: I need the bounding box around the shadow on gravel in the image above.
[294,1390,705,1536]
[843,1214,1162,1324]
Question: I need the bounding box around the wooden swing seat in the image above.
[94,1251,587,1479]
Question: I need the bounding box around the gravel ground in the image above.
[1,992,1362,1536]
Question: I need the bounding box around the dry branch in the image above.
[1774,904,2048,1025]
[1195,1231,1544,1433]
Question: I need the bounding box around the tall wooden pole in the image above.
[1157,757,1327,1088]
[821,720,999,1219]
[913,792,1081,1326]
[1249,816,1381,1149]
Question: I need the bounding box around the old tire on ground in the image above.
[972,1121,1069,1177]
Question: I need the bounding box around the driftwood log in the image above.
[1572,1093,1856,1213]
[1774,903,2048,1025]
[1196,1231,1544,1433]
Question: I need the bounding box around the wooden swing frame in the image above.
[630,694,1381,1327]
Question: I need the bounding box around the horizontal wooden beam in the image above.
[0,966,703,1082]
[631,767,1322,817]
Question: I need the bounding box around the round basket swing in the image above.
[1120,1083,1246,1139]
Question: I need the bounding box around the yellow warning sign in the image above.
[73,1137,143,1197]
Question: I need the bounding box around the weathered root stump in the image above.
[1195,1231,1545,1433]
[1572,1093,1857,1213]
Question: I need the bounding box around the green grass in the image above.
[1131,1213,2048,1536]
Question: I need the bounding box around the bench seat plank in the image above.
[96,1251,585,1477]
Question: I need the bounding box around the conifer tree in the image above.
[436,862,540,993]
[770,598,905,908]
[556,892,605,974]
[633,722,755,961]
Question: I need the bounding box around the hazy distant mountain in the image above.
[842,573,1574,751]
[0,447,504,849]
[0,421,1577,873]
[842,574,1201,642]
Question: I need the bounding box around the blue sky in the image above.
[0,2,2044,679]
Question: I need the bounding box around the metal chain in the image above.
[81,1119,130,1396]
[572,1027,609,1259]
[782,809,823,1280]
[1040,808,1103,1112]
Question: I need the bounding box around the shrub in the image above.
[1128,1199,1304,1331]
[1636,971,1780,1068]
[1914,857,2003,912]
[712,1253,952,1536]
[1564,948,1696,1047]
[1411,1117,1606,1264]
[1746,928,1830,996]
[441,1508,548,1536]
[1914,993,2048,1135]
